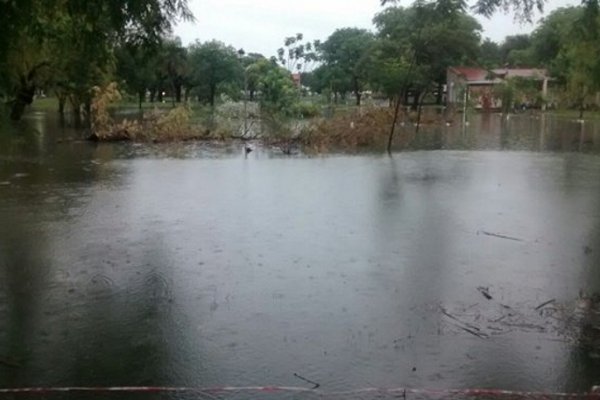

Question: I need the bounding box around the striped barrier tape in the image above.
[0,386,599,397]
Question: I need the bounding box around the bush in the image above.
[89,84,207,142]
[291,101,321,118]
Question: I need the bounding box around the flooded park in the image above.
[1,111,600,398]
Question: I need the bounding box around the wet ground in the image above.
[1,112,600,397]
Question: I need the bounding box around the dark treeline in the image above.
[2,0,600,126]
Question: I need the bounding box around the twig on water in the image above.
[535,299,556,311]
[293,373,320,389]
[440,307,482,331]
[478,231,524,242]
[440,306,489,339]
[455,325,489,339]
[0,358,21,368]
[477,286,493,300]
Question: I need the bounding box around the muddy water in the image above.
[1,112,600,396]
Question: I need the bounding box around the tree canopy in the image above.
[0,0,193,121]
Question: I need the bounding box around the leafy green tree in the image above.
[373,2,481,105]
[240,52,267,101]
[479,38,502,67]
[499,34,532,65]
[244,59,297,115]
[529,6,582,78]
[368,33,414,103]
[277,33,320,73]
[159,38,188,104]
[519,4,600,116]
[375,0,479,151]
[0,0,193,120]
[380,0,545,21]
[187,40,243,107]
[320,28,375,106]
[115,42,161,109]
[308,64,352,103]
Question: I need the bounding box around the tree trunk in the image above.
[9,62,49,121]
[354,77,361,106]
[209,84,216,107]
[412,90,420,109]
[9,78,35,121]
[57,94,66,125]
[387,95,403,154]
[84,98,92,129]
[436,82,443,105]
[150,89,156,103]
[58,94,66,117]
[415,90,428,135]
[175,84,182,103]
[70,96,82,129]
[138,91,144,110]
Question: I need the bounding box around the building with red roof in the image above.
[447,67,550,110]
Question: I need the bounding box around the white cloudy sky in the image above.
[174,0,577,57]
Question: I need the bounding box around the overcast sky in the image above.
[173,0,577,58]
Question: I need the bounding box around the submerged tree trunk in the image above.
[387,95,403,154]
[174,84,182,103]
[73,111,81,129]
[10,84,35,121]
[209,84,216,107]
[436,82,444,105]
[412,90,421,109]
[354,77,361,106]
[57,92,67,125]
[415,90,428,135]
[57,93,66,117]
[70,97,82,129]
[84,98,92,129]
[10,74,37,121]
[9,62,49,121]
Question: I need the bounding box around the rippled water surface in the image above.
[1,112,600,397]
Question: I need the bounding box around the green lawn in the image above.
[30,97,59,111]
[546,109,600,120]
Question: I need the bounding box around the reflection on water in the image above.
[406,113,600,154]
[1,112,600,395]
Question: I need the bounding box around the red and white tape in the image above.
[0,386,599,397]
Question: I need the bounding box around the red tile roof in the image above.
[449,67,548,83]
[448,67,490,81]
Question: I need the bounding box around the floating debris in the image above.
[535,299,556,311]
[477,286,493,300]
[438,292,600,347]
[293,373,320,389]
[478,230,524,242]
[0,357,21,368]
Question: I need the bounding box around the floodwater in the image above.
[1,111,600,398]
